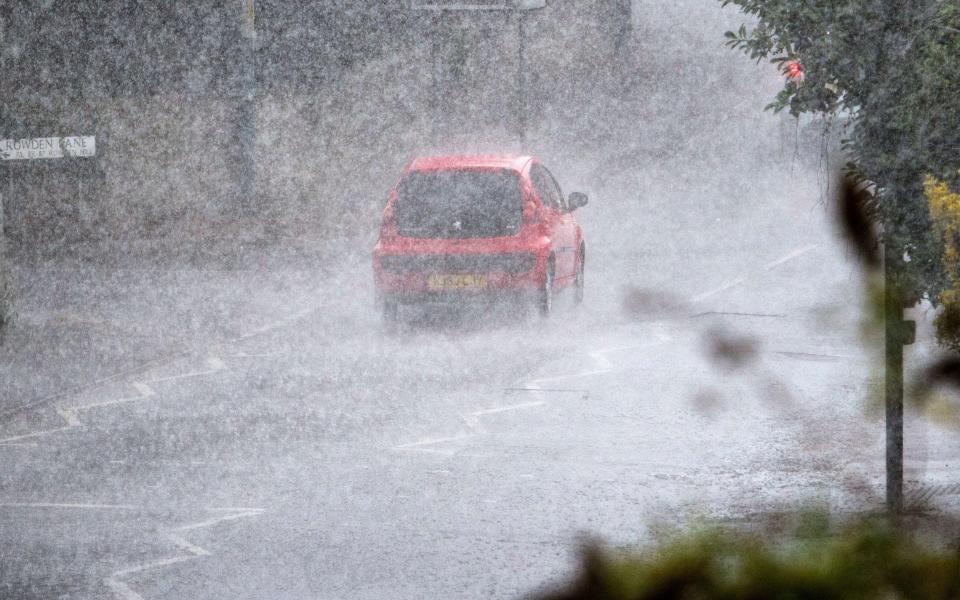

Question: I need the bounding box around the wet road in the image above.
[2,167,956,599]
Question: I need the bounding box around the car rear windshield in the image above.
[395,169,522,239]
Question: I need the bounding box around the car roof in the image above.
[406,154,534,174]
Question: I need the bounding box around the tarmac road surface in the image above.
[1,167,956,599]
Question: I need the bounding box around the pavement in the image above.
[1,165,959,599]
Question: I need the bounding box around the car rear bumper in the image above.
[372,253,547,298]
[372,231,553,297]
[373,264,544,296]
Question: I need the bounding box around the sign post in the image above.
[0,136,97,250]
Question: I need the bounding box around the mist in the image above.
[0,1,932,598]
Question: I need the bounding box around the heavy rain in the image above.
[1,1,959,599]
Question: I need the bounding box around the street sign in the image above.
[0,136,96,160]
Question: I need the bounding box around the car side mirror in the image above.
[568,192,588,211]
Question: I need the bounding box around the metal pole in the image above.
[0,13,7,246]
[431,14,441,144]
[239,0,256,215]
[517,11,526,145]
[880,3,906,517]
[884,239,904,514]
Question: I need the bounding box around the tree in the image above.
[719,0,960,513]
[721,0,959,296]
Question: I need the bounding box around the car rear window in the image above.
[394,169,522,239]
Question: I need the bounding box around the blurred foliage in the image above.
[720,0,960,305]
[538,518,960,600]
[926,176,960,352]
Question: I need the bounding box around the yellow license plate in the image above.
[427,274,488,290]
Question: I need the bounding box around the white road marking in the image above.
[228,307,317,343]
[690,277,746,303]
[397,401,550,450]
[55,405,82,427]
[588,349,614,370]
[394,333,674,451]
[206,357,227,370]
[0,499,265,599]
[0,358,224,446]
[132,382,156,397]
[532,369,611,384]
[71,393,151,413]
[765,244,818,269]
[144,357,226,384]
[462,413,485,434]
[106,578,151,600]
[111,555,196,578]
[468,401,547,417]
[166,533,211,556]
[104,506,265,600]
[393,435,475,450]
[532,338,671,385]
[462,400,548,433]
[0,502,140,510]
[223,351,277,359]
[0,426,77,444]
[690,244,820,304]
[173,508,264,532]
[525,380,546,403]
[0,384,156,444]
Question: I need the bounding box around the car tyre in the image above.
[539,260,554,317]
[381,296,398,328]
[574,249,585,306]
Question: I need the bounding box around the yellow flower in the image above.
[925,175,960,350]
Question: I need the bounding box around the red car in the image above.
[372,154,587,321]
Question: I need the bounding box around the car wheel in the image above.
[539,260,554,317]
[574,249,585,306]
[381,296,398,327]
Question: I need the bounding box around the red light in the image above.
[785,60,804,83]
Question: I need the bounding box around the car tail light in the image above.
[379,205,397,241]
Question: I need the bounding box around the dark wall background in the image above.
[9,0,808,262]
